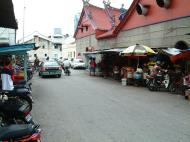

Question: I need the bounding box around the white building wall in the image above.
[26,35,62,61]
[62,43,76,60]
[99,17,190,49]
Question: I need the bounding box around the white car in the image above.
[71,59,86,69]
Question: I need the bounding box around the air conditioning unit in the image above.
[136,3,149,16]
[156,0,171,8]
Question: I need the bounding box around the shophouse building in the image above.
[19,31,62,61]
[62,37,76,60]
[74,0,190,62]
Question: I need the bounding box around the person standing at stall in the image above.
[90,58,97,76]
[1,57,14,91]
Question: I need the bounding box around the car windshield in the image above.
[44,61,59,67]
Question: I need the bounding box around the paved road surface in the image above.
[31,70,190,142]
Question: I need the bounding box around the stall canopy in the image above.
[83,48,127,55]
[102,48,127,53]
[161,48,190,62]
[0,43,36,54]
[161,48,181,56]
[170,49,190,63]
[0,43,36,81]
[0,0,18,29]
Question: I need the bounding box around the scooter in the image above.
[14,80,32,93]
[0,89,33,113]
[0,124,41,142]
[0,94,34,125]
[147,70,170,91]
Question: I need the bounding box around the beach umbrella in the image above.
[122,44,155,55]
[122,44,155,68]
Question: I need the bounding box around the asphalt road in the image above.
[31,70,190,142]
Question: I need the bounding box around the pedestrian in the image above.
[34,56,40,71]
[63,59,71,70]
[90,58,96,76]
[1,57,14,91]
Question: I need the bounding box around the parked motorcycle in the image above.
[147,70,170,91]
[168,72,183,94]
[0,94,34,125]
[0,124,41,142]
[27,67,34,81]
[14,80,32,92]
[4,89,33,112]
[0,80,33,112]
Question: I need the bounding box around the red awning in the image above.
[170,50,190,62]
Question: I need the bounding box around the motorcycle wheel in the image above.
[148,80,155,91]
[0,113,6,126]
[169,83,176,93]
[17,96,33,113]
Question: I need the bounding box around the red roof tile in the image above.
[85,4,120,30]
[74,3,120,38]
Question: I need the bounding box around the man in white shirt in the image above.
[63,59,71,68]
[1,58,14,91]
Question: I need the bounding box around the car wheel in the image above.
[58,74,61,78]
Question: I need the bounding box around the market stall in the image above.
[121,44,156,86]
[0,43,36,81]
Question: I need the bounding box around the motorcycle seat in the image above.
[14,84,26,89]
[13,80,27,85]
[0,124,35,141]
[14,88,29,94]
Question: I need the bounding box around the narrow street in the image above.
[32,70,190,142]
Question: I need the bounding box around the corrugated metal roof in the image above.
[0,43,35,54]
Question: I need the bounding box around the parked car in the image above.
[39,61,62,78]
[71,59,86,69]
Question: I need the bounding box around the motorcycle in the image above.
[2,88,33,113]
[147,70,170,91]
[168,72,183,94]
[64,67,71,76]
[0,124,41,142]
[0,93,34,125]
[14,80,32,93]
[0,80,33,112]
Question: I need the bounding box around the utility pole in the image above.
[23,0,26,43]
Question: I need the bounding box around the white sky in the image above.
[12,0,133,40]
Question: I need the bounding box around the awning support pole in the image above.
[24,53,28,81]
